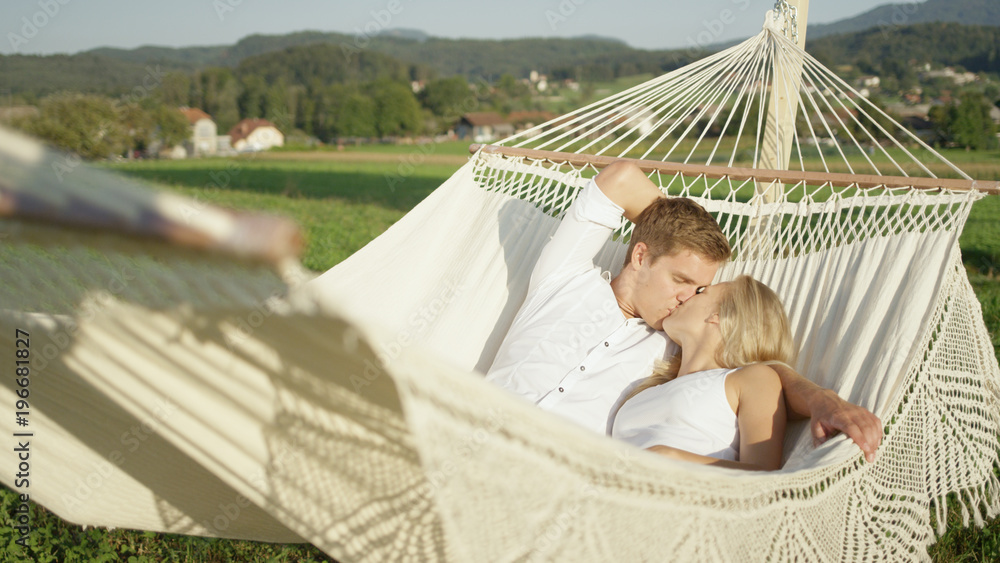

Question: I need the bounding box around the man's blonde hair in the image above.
[625,275,796,400]
[625,197,731,268]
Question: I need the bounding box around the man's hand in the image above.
[807,389,883,463]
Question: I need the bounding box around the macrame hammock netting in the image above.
[3,10,1000,562]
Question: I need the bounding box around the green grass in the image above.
[272,140,474,157]
[108,156,459,271]
[3,148,1000,561]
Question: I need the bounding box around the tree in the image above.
[335,93,378,138]
[153,104,192,148]
[491,73,531,113]
[930,91,998,150]
[292,84,315,134]
[368,79,423,138]
[238,74,267,119]
[118,102,155,155]
[25,93,128,159]
[263,80,290,125]
[419,76,472,119]
[192,67,240,131]
[159,72,192,107]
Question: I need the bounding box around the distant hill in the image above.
[86,45,230,70]
[5,15,1000,99]
[85,30,358,70]
[0,53,191,97]
[807,22,1000,76]
[365,36,674,80]
[79,30,640,76]
[377,28,430,42]
[808,0,1000,40]
[74,32,687,83]
[235,43,420,85]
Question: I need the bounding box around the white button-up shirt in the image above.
[486,179,676,435]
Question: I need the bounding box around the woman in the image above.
[611,275,795,471]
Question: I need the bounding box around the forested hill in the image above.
[0,53,187,97]
[3,21,1000,99]
[235,44,421,85]
[358,36,678,81]
[87,31,358,70]
[808,22,1000,77]
[83,30,642,77]
[3,34,689,97]
[808,0,1000,39]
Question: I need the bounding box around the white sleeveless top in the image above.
[611,367,740,461]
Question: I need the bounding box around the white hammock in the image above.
[2,12,1000,562]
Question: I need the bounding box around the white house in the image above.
[228,118,284,152]
[455,113,514,143]
[179,107,218,157]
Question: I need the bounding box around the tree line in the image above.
[4,21,999,158]
[6,43,544,158]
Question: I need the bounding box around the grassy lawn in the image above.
[3,147,1000,561]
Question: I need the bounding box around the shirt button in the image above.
[579,366,586,371]
[559,387,565,392]
[604,342,609,347]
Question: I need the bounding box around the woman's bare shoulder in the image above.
[728,364,782,391]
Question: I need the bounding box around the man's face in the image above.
[632,246,719,331]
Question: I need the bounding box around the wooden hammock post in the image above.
[759,0,809,199]
[750,0,810,258]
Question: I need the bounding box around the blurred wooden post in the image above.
[759,0,809,197]
[751,0,810,257]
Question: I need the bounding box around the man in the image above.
[486,160,882,462]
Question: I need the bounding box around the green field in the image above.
[3,147,1000,561]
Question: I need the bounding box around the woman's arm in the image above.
[645,364,786,471]
[731,364,786,471]
[645,444,768,471]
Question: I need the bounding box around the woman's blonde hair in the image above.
[625,275,796,401]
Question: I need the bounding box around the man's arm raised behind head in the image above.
[594,161,665,222]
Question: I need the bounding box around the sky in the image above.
[0,0,897,56]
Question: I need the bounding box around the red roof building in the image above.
[228,118,285,152]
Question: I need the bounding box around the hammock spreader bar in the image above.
[469,144,1000,195]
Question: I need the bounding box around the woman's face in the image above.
[661,281,730,340]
